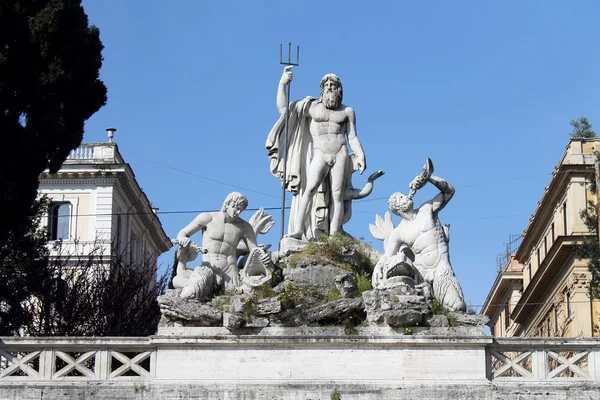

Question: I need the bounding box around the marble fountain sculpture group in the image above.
[166,66,467,328]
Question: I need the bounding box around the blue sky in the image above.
[80,1,600,311]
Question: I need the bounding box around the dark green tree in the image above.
[0,198,50,335]
[1,197,168,336]
[575,199,600,299]
[22,244,169,337]
[569,117,596,138]
[571,117,600,298]
[0,0,107,249]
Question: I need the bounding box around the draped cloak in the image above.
[266,97,354,240]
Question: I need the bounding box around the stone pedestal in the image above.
[153,327,490,384]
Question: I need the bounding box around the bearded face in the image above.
[320,74,343,110]
[388,192,414,216]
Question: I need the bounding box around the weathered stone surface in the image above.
[363,289,429,327]
[246,316,270,328]
[283,262,349,292]
[279,236,308,256]
[426,314,450,327]
[6,382,600,400]
[382,309,423,327]
[276,297,365,327]
[447,311,489,326]
[228,294,251,314]
[335,273,358,298]
[223,312,244,330]
[255,296,282,315]
[158,291,222,326]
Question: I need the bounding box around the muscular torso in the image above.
[308,101,349,154]
[394,205,450,275]
[201,213,246,271]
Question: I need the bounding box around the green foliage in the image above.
[252,285,276,300]
[291,233,375,277]
[430,299,447,315]
[0,198,50,335]
[280,283,301,309]
[449,315,457,327]
[575,199,600,299]
[343,324,358,336]
[214,296,232,313]
[279,283,319,309]
[354,272,372,293]
[569,117,596,138]
[0,0,107,251]
[326,289,341,303]
[1,197,168,336]
[572,143,600,299]
[133,382,147,393]
[330,388,342,400]
[243,296,255,323]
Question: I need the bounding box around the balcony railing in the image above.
[64,143,123,164]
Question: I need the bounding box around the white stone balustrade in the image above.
[67,145,95,160]
[2,332,600,399]
[65,143,123,164]
[0,337,154,381]
[2,332,600,383]
[488,337,600,381]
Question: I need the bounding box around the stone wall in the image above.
[2,329,600,399]
[3,382,600,400]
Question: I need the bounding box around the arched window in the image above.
[49,203,71,240]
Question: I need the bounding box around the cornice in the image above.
[115,169,170,252]
[511,235,588,325]
[515,163,593,261]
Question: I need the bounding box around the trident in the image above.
[279,42,300,241]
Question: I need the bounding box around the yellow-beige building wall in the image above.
[482,138,600,337]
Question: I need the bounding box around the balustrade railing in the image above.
[0,338,154,381]
[67,145,95,160]
[487,338,600,381]
[63,143,123,164]
[2,336,600,383]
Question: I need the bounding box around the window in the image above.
[566,292,572,318]
[537,248,541,269]
[115,206,123,253]
[49,203,71,240]
[527,263,532,281]
[547,318,551,337]
[554,307,558,334]
[504,301,510,332]
[563,202,567,235]
[130,234,141,264]
[551,223,555,242]
[544,237,548,256]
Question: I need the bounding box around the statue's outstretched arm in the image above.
[428,175,455,214]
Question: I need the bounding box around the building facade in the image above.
[37,129,171,267]
[482,138,600,337]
